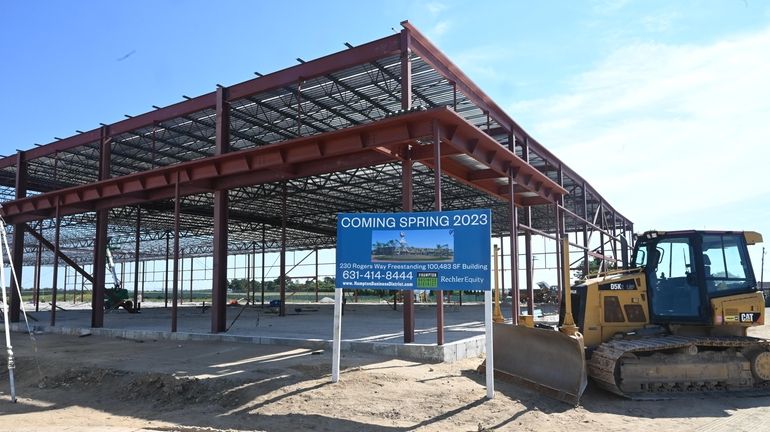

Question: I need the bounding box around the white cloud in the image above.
[591,0,631,15]
[426,1,447,15]
[510,25,770,246]
[430,20,451,38]
[450,44,510,82]
[641,10,680,32]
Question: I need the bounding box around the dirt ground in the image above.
[1,322,770,432]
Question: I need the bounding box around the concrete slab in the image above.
[8,300,558,363]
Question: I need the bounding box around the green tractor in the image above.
[104,244,139,313]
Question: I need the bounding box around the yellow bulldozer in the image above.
[493,230,770,404]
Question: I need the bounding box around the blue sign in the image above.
[336,209,491,291]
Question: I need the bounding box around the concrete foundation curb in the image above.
[6,323,486,363]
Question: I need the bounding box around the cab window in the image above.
[632,241,648,268]
[702,234,753,293]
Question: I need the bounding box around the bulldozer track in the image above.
[588,335,770,399]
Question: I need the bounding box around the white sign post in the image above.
[330,288,494,399]
[331,209,494,399]
[484,289,494,399]
[331,287,343,383]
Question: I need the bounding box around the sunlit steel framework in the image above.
[0,22,632,343]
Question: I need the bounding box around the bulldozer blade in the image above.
[492,323,587,405]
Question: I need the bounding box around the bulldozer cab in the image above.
[631,231,759,325]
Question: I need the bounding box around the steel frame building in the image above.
[0,21,632,344]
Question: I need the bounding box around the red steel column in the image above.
[401,27,415,344]
[509,180,519,325]
[599,200,606,267]
[499,235,505,301]
[63,265,68,303]
[433,120,444,346]
[261,225,266,307]
[133,206,141,306]
[582,182,590,276]
[279,182,287,317]
[524,230,534,315]
[50,201,61,326]
[555,165,566,308]
[190,253,195,303]
[315,248,319,303]
[400,28,412,109]
[172,177,180,332]
[612,210,619,267]
[33,236,41,312]
[251,242,257,304]
[10,150,27,322]
[91,126,110,328]
[402,152,415,343]
[179,250,185,305]
[554,204,562,308]
[522,136,534,314]
[164,232,170,307]
[212,85,230,332]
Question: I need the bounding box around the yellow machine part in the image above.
[490,236,587,405]
[580,273,650,347]
[585,279,770,399]
[711,291,765,330]
[492,323,587,405]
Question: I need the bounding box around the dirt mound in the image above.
[38,367,232,408]
[39,367,128,389]
[123,373,229,407]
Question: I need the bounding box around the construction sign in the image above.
[335,209,491,291]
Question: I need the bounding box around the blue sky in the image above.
[372,230,454,250]
[2,1,769,282]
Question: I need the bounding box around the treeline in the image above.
[227,276,336,293]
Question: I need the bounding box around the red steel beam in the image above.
[1,108,566,225]
[401,20,630,224]
[0,34,401,171]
